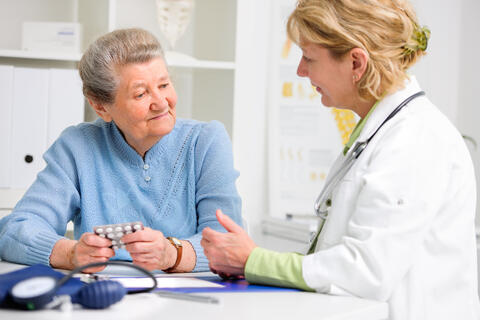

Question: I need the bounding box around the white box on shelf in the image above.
[22,22,82,53]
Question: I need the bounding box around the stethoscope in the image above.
[314,91,425,221]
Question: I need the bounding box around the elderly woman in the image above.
[201,0,479,319]
[0,28,241,273]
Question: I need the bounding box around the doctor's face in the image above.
[297,41,356,109]
[100,57,177,155]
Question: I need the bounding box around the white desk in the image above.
[0,261,388,320]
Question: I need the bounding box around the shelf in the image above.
[165,51,235,70]
[261,216,319,244]
[0,49,235,70]
[0,49,82,62]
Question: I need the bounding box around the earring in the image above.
[353,75,358,82]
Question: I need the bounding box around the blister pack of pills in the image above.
[93,221,144,250]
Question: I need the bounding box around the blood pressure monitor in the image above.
[7,261,157,310]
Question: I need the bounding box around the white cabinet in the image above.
[0,0,238,128]
[0,209,11,220]
[0,0,270,237]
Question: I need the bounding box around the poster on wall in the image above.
[267,0,357,222]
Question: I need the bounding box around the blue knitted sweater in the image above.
[0,118,242,271]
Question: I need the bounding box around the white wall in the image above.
[410,0,461,124]
[411,0,480,226]
[232,0,270,238]
[457,0,480,228]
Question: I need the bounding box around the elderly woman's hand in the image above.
[71,232,115,273]
[121,227,177,271]
[201,210,257,279]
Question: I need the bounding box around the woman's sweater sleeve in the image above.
[188,121,242,271]
[0,127,81,266]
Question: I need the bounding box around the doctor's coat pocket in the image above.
[317,178,358,248]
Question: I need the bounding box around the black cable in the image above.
[365,91,425,144]
[56,261,157,294]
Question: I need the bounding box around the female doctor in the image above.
[201,0,480,319]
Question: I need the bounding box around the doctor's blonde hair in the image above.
[287,0,430,100]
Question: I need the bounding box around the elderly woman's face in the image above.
[297,41,356,109]
[105,57,177,155]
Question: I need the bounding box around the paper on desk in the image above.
[111,276,224,289]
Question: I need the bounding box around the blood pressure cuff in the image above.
[0,264,83,309]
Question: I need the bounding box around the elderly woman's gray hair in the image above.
[79,28,165,105]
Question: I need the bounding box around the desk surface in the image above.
[0,261,388,320]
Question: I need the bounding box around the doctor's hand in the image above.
[201,209,257,279]
[121,227,177,271]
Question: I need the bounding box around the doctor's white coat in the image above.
[303,77,480,320]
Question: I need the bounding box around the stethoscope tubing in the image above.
[314,91,426,219]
